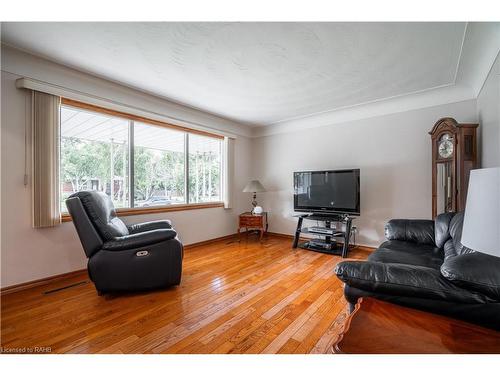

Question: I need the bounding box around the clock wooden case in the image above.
[429,118,478,218]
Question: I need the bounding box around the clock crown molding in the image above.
[429,117,479,136]
[429,117,460,135]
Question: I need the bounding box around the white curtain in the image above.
[222,137,235,209]
[31,91,61,227]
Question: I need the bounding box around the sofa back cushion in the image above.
[445,212,474,258]
[434,212,455,248]
[69,191,129,241]
[384,219,435,245]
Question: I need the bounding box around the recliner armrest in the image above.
[385,219,435,245]
[334,260,492,304]
[102,229,177,251]
[127,220,172,234]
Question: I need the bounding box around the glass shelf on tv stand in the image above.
[300,227,345,237]
[292,213,355,258]
[298,239,345,256]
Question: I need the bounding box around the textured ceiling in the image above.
[1,22,467,125]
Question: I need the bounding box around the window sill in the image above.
[61,202,225,222]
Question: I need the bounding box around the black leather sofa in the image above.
[335,212,500,330]
[66,191,183,294]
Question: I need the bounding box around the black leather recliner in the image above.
[66,191,183,294]
[335,212,500,330]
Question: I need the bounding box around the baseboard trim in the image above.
[0,233,238,295]
[183,233,238,249]
[266,231,295,239]
[0,269,88,295]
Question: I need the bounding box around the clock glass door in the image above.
[436,162,453,215]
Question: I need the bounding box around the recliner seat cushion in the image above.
[102,229,178,251]
[69,191,129,241]
[370,241,444,269]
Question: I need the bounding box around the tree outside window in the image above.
[60,105,222,212]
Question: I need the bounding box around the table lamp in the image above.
[243,180,266,214]
[461,167,500,257]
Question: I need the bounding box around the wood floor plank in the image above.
[261,290,334,353]
[184,257,338,354]
[1,236,371,354]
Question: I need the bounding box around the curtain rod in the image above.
[15,77,239,139]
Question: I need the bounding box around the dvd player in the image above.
[307,239,337,250]
[308,226,337,235]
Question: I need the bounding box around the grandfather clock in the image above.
[429,118,478,218]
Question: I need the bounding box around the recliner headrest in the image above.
[69,191,129,241]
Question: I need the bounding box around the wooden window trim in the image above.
[61,98,224,140]
[60,99,225,221]
[61,202,225,222]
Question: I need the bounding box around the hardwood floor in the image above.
[0,235,371,354]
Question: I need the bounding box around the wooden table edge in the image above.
[332,298,363,354]
[331,297,500,354]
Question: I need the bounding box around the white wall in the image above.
[252,100,478,247]
[1,68,251,288]
[477,52,500,168]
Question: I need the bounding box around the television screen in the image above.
[294,169,360,215]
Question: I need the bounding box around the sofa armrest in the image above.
[127,220,172,234]
[334,261,493,304]
[441,253,500,301]
[102,229,177,251]
[384,219,435,245]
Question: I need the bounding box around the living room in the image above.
[1,1,499,372]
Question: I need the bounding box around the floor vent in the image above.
[43,281,89,295]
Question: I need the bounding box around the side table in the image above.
[238,212,268,242]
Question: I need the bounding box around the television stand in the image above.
[292,213,355,257]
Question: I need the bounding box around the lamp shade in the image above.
[461,167,500,257]
[243,180,266,193]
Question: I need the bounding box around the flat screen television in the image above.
[294,169,360,215]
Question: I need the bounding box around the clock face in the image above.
[438,134,454,158]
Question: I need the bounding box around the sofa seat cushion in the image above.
[441,252,500,301]
[370,240,444,269]
[335,261,494,304]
